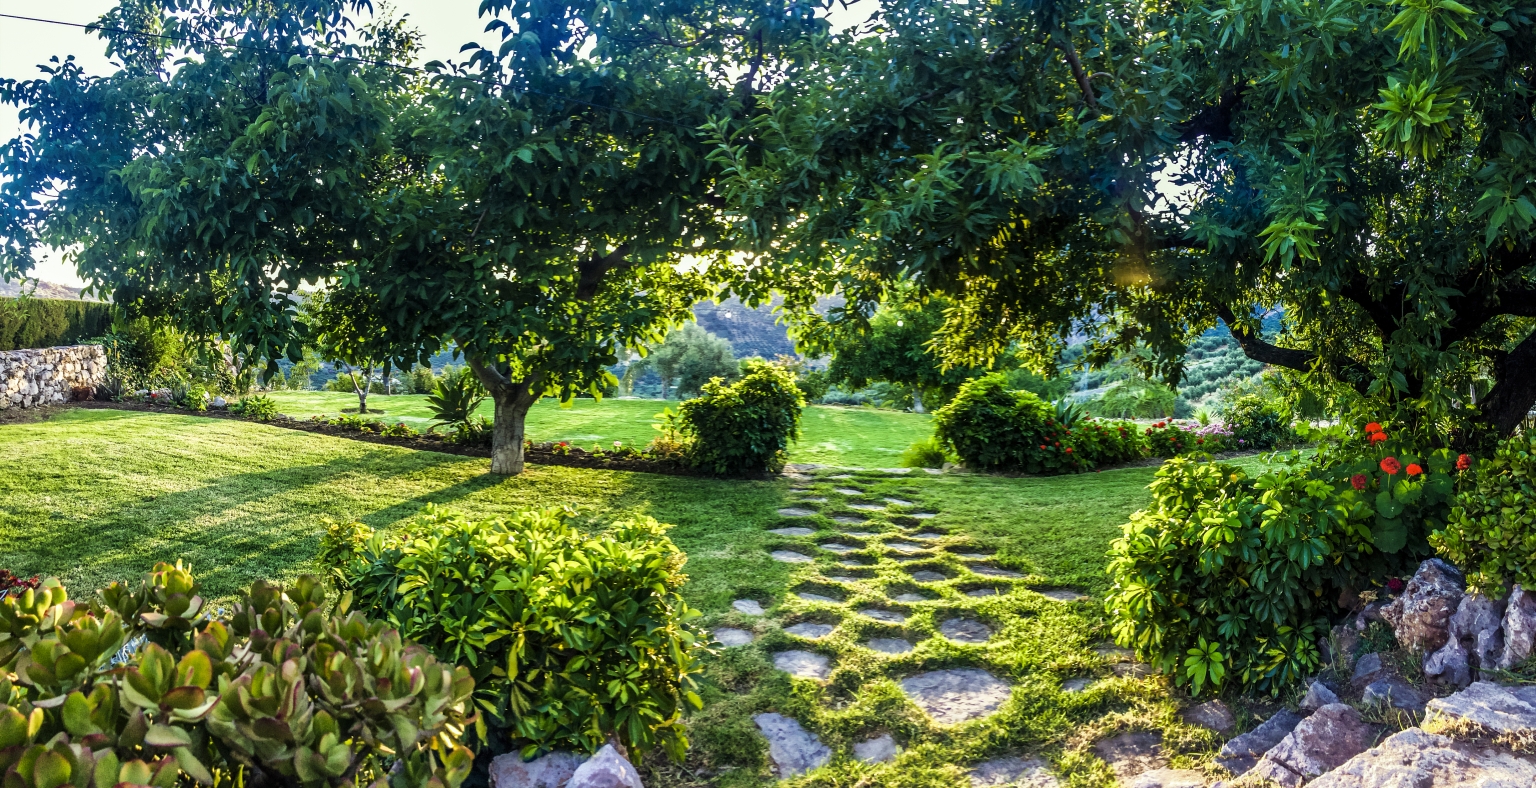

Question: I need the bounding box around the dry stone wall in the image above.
[0,345,105,409]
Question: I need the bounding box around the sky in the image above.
[0,1,875,288]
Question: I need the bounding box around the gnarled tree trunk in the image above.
[468,357,542,475]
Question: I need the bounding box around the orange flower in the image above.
[1406,463,1423,475]
[1369,432,1389,444]
[1380,457,1402,475]
[1365,422,1382,434]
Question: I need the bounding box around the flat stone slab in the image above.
[910,512,937,519]
[732,599,765,615]
[784,622,835,639]
[795,592,840,604]
[773,649,832,680]
[910,570,948,583]
[971,565,1023,578]
[1182,699,1235,735]
[849,503,887,511]
[834,487,864,495]
[955,552,993,560]
[853,733,899,764]
[867,637,913,654]
[1425,681,1536,735]
[838,560,874,569]
[826,575,861,584]
[714,628,756,647]
[1061,677,1094,693]
[910,532,948,540]
[1036,588,1088,602]
[968,756,1058,787]
[777,507,817,517]
[900,669,1013,725]
[754,713,831,778]
[1309,727,1536,788]
[818,542,858,553]
[884,498,915,507]
[892,593,926,603]
[860,608,908,624]
[830,474,854,479]
[1125,768,1206,788]
[1111,662,1154,678]
[832,516,868,526]
[768,527,816,537]
[940,618,993,644]
[798,496,828,502]
[844,530,879,537]
[886,542,927,553]
[770,550,814,564]
[1092,731,1165,779]
[879,467,912,474]
[966,588,1001,597]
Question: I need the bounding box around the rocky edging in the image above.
[0,345,105,410]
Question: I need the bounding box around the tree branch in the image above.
[1178,85,1245,144]
[1053,39,1098,111]
[1216,305,1317,371]
[575,244,632,302]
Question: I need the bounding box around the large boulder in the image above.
[1215,709,1304,776]
[1427,592,1507,686]
[1424,636,1472,688]
[1424,681,1536,736]
[567,745,642,788]
[1308,727,1536,787]
[489,751,588,788]
[1382,559,1465,654]
[1499,585,1536,670]
[1244,704,1379,787]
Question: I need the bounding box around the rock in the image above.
[770,550,814,564]
[892,593,926,603]
[1383,559,1465,654]
[1331,623,1361,665]
[1183,699,1236,735]
[210,396,228,408]
[865,638,913,654]
[885,542,926,553]
[971,565,1024,579]
[900,669,1013,725]
[714,628,755,647]
[1499,584,1536,670]
[1352,652,1386,688]
[818,543,857,554]
[489,751,587,788]
[773,650,831,680]
[1302,680,1341,711]
[795,592,839,603]
[784,622,834,639]
[1425,635,1472,688]
[860,608,907,624]
[1112,662,1154,678]
[1092,731,1165,778]
[885,498,914,506]
[732,599,765,616]
[566,745,641,788]
[1363,677,1428,713]
[910,570,947,583]
[939,618,992,644]
[1476,628,1506,678]
[1036,588,1088,602]
[1450,592,1506,643]
[852,734,898,764]
[1214,710,1304,776]
[1309,727,1536,788]
[968,757,1059,787]
[777,507,817,517]
[768,527,815,537]
[1424,681,1536,736]
[1061,677,1094,693]
[1249,704,1378,786]
[753,713,831,777]
[0,346,107,412]
[1126,769,1207,788]
[967,588,1001,598]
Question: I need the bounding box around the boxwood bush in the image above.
[1431,436,1529,594]
[677,360,804,476]
[932,375,1085,473]
[325,506,706,761]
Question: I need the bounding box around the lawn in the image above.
[264,391,933,468]
[0,408,1272,787]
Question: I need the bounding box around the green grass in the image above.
[264,391,933,468]
[0,408,1272,787]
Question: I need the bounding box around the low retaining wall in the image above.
[0,345,106,409]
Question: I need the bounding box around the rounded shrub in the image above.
[677,359,804,476]
[932,374,1084,473]
[1220,394,1293,450]
[1070,418,1146,466]
[1431,436,1531,595]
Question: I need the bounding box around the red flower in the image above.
[1365,422,1382,434]
[1456,453,1472,471]
[1406,463,1423,476]
[1351,474,1367,491]
[1197,438,1205,444]
[1054,441,1060,447]
[1380,456,1402,475]
[1040,445,1047,450]
[1369,432,1389,444]
[1065,447,1073,453]
[1387,577,1406,594]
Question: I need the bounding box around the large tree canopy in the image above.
[1,0,825,473]
[711,0,1536,440]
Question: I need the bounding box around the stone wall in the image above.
[0,345,106,409]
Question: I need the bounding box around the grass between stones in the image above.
[1,407,1271,787]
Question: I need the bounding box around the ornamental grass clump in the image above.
[322,506,706,761]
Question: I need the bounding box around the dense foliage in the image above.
[0,563,475,788]
[324,507,705,760]
[0,297,112,351]
[625,323,739,400]
[1070,420,1146,467]
[1221,394,1294,451]
[676,361,805,476]
[820,295,978,413]
[1432,436,1533,594]
[932,375,1084,474]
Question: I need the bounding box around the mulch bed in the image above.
[64,401,713,477]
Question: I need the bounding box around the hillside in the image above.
[0,279,91,300]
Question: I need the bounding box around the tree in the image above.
[710,0,1536,443]
[1,0,824,474]
[630,323,739,399]
[822,295,977,413]
[303,289,392,414]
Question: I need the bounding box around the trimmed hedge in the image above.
[0,297,113,351]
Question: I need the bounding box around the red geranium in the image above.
[1406,463,1423,476]
[1365,422,1382,434]
[1369,432,1389,444]
[1040,445,1046,450]
[1380,456,1402,475]
[1065,447,1073,453]
[1351,474,1367,491]
[1456,454,1472,471]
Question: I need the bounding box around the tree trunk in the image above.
[1481,330,1536,438]
[912,388,925,414]
[660,376,669,400]
[345,363,370,414]
[467,357,542,475]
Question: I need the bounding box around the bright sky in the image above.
[0,1,876,288]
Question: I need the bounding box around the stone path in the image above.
[715,627,756,647]
[968,756,1059,787]
[900,669,1014,725]
[773,650,832,679]
[754,713,831,777]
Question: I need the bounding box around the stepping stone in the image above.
[771,550,815,564]
[866,638,914,654]
[1182,699,1235,735]
[1094,644,1133,660]
[1091,731,1165,779]
[784,622,835,639]
[910,512,937,519]
[966,588,1000,598]
[796,592,840,604]
[833,515,867,525]
[900,669,1013,725]
[910,570,948,583]
[844,531,880,538]
[940,618,993,644]
[834,487,864,495]
[879,468,912,474]
[715,628,756,647]
[799,496,828,503]
[1036,588,1088,602]
[1061,677,1094,693]
[838,560,874,569]
[777,507,817,517]
[769,527,815,537]
[910,532,947,540]
[1124,769,1204,788]
[853,734,899,764]
[889,555,921,563]
[892,593,926,603]
[784,473,812,481]
[971,565,1023,578]
[754,713,831,778]
[923,468,943,474]
[733,599,765,615]
[886,542,926,553]
[968,757,1059,787]
[826,575,860,584]
[884,498,915,507]
[849,503,886,511]
[830,474,854,480]
[773,649,832,680]
[819,543,858,553]
[860,608,908,624]
[955,552,993,560]
[1111,662,1154,678]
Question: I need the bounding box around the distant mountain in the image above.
[0,279,94,300]
[692,296,842,359]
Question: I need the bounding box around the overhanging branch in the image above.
[1216,304,1371,392]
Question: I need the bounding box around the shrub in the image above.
[328,506,706,760]
[231,394,277,422]
[0,564,476,788]
[1220,394,1293,450]
[677,360,804,475]
[1431,436,1531,594]
[178,381,210,412]
[900,436,949,468]
[0,297,113,351]
[443,416,493,447]
[931,375,1085,473]
[1070,419,1146,466]
[427,371,487,430]
[1143,421,1192,456]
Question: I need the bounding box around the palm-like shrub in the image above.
[426,371,487,430]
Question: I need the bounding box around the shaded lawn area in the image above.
[264,391,933,468]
